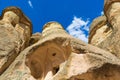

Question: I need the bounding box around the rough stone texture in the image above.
[29,32,41,45]
[96,2,120,59]
[89,16,112,45]
[0,2,120,80]
[0,21,120,80]
[89,16,112,46]
[0,7,32,75]
[104,0,120,18]
[50,53,120,80]
[89,16,107,33]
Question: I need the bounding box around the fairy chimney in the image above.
[89,15,112,46]
[1,1,120,80]
[0,7,32,75]
[0,21,120,80]
[92,0,120,58]
[88,0,120,59]
[1,7,32,47]
[25,22,72,79]
[104,0,120,20]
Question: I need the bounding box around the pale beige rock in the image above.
[29,32,41,45]
[1,2,120,80]
[104,0,120,19]
[50,52,120,80]
[89,16,107,33]
[89,16,112,46]
[88,1,120,59]
[96,2,120,58]
[1,7,32,47]
[1,21,120,80]
[26,22,72,79]
[0,7,32,75]
[0,44,36,80]
[0,22,72,80]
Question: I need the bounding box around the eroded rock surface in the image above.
[89,0,120,59]
[0,7,32,75]
[0,1,120,80]
[0,21,120,80]
[29,32,41,45]
[89,15,112,45]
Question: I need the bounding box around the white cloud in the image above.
[101,11,104,15]
[28,0,33,8]
[66,16,90,42]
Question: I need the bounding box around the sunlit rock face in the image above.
[90,1,120,59]
[1,2,120,80]
[89,16,112,46]
[104,0,120,19]
[26,22,72,79]
[93,1,120,59]
[0,7,32,75]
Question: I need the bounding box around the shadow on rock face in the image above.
[25,22,72,79]
[0,6,32,75]
[70,63,120,80]
[26,39,72,79]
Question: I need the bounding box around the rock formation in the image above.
[89,0,120,58]
[0,7,32,75]
[29,32,41,45]
[89,15,112,45]
[0,0,120,80]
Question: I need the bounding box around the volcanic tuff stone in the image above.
[89,16,107,33]
[29,32,41,45]
[95,1,120,59]
[0,22,72,80]
[89,15,112,46]
[1,1,120,80]
[104,0,120,18]
[88,0,120,59]
[0,21,120,80]
[0,7,32,75]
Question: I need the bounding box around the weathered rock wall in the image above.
[0,0,120,80]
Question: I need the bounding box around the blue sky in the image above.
[0,0,104,42]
